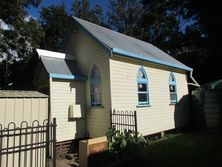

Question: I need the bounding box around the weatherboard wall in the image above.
[50,79,86,142]
[64,27,111,138]
[110,56,190,136]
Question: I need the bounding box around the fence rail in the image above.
[110,110,138,138]
[0,118,56,167]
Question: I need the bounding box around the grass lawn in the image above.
[125,132,222,167]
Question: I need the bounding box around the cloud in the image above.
[24,15,38,22]
[0,18,11,30]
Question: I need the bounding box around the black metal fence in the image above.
[0,118,57,167]
[110,110,138,137]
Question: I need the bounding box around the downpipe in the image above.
[187,70,200,87]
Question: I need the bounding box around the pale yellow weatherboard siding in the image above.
[110,56,190,136]
[50,79,86,142]
[64,27,111,138]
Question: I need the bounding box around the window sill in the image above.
[89,106,105,109]
[169,103,177,106]
[137,104,151,108]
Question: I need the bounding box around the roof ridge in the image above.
[73,17,155,47]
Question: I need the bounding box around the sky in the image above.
[28,0,109,19]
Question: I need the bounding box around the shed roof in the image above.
[36,49,86,80]
[0,90,48,98]
[73,17,192,71]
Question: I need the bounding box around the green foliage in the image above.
[140,0,181,53]
[0,0,43,87]
[39,1,105,51]
[40,3,72,50]
[107,0,143,37]
[0,0,41,25]
[71,0,104,25]
[106,126,148,157]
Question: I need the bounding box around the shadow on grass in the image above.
[122,133,222,167]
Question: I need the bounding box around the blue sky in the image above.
[28,0,108,18]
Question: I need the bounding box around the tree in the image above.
[40,3,72,51]
[71,0,104,25]
[183,0,221,83]
[140,0,184,55]
[107,0,215,83]
[161,0,212,83]
[0,0,41,25]
[0,0,43,88]
[107,0,143,38]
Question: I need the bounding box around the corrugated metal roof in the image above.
[40,56,84,78]
[0,90,48,98]
[73,17,192,71]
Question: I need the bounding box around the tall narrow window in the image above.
[169,72,177,104]
[137,67,149,105]
[90,65,102,106]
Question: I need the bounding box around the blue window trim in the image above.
[90,65,102,106]
[169,72,177,104]
[137,104,151,108]
[137,67,150,106]
[49,73,87,80]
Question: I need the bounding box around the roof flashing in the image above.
[36,49,86,80]
[36,49,75,60]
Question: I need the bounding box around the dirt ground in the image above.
[49,154,79,167]
[56,158,78,167]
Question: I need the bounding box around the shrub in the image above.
[106,126,148,158]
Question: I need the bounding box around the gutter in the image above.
[49,73,87,80]
[111,47,193,72]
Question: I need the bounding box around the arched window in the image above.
[90,65,102,106]
[169,72,177,104]
[137,67,150,105]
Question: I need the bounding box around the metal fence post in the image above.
[53,118,57,167]
[110,109,112,128]
[134,111,138,140]
[46,121,49,167]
